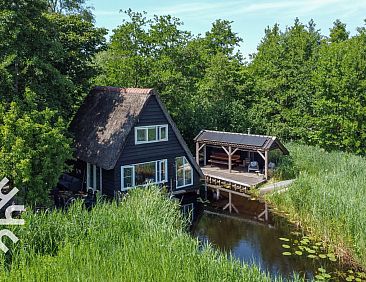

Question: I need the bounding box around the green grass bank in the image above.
[0,188,289,282]
[269,143,366,269]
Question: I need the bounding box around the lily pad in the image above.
[307,254,317,259]
[328,257,337,262]
[282,252,291,256]
[318,268,326,273]
[295,251,303,255]
[319,254,327,259]
[282,244,291,249]
[279,237,290,242]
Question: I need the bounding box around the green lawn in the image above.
[269,143,366,268]
[0,188,288,282]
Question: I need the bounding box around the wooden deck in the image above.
[201,165,266,188]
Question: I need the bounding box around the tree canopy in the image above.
[2,4,366,204]
[0,0,106,205]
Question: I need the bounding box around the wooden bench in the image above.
[208,153,242,167]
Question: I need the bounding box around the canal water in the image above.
[192,210,343,281]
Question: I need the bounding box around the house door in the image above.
[86,163,102,193]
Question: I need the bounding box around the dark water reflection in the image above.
[192,211,320,280]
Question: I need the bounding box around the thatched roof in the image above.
[70,86,203,177]
[70,86,153,170]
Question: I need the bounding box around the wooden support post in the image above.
[203,145,207,166]
[264,150,268,180]
[257,150,265,160]
[222,190,239,213]
[231,148,239,155]
[228,146,232,173]
[264,202,268,221]
[196,142,200,165]
[229,192,232,213]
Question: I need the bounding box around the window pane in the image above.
[176,157,184,187]
[185,162,192,185]
[135,162,156,186]
[87,164,93,188]
[136,128,147,142]
[147,127,157,141]
[160,160,166,182]
[123,167,133,188]
[159,126,167,140]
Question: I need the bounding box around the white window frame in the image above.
[121,159,168,191]
[175,156,194,189]
[86,163,102,193]
[134,125,168,145]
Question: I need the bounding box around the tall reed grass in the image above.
[0,188,287,281]
[269,143,366,268]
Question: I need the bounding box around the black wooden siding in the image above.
[102,169,115,196]
[111,95,201,192]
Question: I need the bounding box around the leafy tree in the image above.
[0,0,105,205]
[329,19,349,43]
[47,0,94,22]
[204,19,243,58]
[248,19,321,140]
[0,97,72,206]
[310,35,366,153]
[0,0,106,118]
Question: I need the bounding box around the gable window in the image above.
[86,163,102,193]
[135,125,168,144]
[175,156,193,188]
[121,159,168,191]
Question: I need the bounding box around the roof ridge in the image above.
[202,129,275,139]
[93,86,154,94]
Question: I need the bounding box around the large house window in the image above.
[121,159,168,190]
[87,163,102,192]
[135,125,168,144]
[175,156,193,188]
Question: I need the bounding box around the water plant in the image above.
[269,143,366,269]
[279,234,366,281]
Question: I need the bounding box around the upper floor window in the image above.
[175,156,193,188]
[135,125,168,144]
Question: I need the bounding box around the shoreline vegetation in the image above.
[268,143,366,270]
[0,188,299,282]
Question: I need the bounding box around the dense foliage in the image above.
[269,144,366,268]
[0,188,289,281]
[96,12,366,156]
[0,0,106,204]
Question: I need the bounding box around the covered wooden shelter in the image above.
[194,130,289,180]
